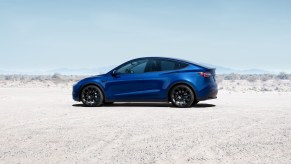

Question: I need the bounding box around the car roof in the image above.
[132,57,215,69]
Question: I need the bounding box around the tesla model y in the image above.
[73,57,217,108]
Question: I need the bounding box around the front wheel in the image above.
[170,84,195,108]
[81,85,104,107]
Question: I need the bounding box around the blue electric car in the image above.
[73,57,217,108]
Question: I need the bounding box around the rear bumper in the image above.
[196,85,218,101]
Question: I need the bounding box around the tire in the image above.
[170,84,195,108]
[81,85,104,107]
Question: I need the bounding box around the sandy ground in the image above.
[0,88,291,163]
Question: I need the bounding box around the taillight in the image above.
[199,72,212,78]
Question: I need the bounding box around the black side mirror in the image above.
[111,70,117,76]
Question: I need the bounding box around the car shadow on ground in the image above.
[72,103,215,108]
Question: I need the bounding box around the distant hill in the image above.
[0,66,116,75]
[0,65,280,75]
[236,68,271,74]
[47,66,115,75]
[199,63,272,74]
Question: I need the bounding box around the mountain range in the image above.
[0,64,278,75]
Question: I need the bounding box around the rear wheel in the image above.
[170,84,195,108]
[81,85,104,107]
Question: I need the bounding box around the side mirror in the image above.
[111,70,117,76]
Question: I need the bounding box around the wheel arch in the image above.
[79,82,107,102]
[167,81,198,102]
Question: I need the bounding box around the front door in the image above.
[105,59,164,101]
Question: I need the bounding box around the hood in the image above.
[78,74,107,83]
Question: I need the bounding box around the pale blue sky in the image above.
[0,0,291,73]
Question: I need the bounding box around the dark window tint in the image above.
[144,60,160,72]
[160,60,188,71]
[116,59,148,74]
[143,59,188,73]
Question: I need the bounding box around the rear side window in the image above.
[160,60,188,71]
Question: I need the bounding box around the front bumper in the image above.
[72,84,80,101]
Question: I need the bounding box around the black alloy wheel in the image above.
[81,85,104,107]
[170,84,195,108]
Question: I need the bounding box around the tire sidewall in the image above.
[81,85,104,107]
[170,85,195,108]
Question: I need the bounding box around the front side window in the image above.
[116,59,148,74]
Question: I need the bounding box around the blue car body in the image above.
[73,57,217,103]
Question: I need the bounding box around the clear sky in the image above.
[0,0,291,73]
